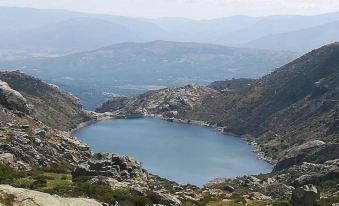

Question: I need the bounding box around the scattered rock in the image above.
[72,153,148,182]
[89,176,129,190]
[173,185,184,191]
[274,141,339,171]
[0,153,14,164]
[223,185,235,192]
[34,129,47,138]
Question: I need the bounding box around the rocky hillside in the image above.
[0,71,91,131]
[96,84,218,118]
[0,104,91,170]
[212,42,339,159]
[0,72,204,205]
[0,48,337,205]
[99,42,339,161]
[96,42,339,205]
[208,78,256,92]
[0,77,137,174]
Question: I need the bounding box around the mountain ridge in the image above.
[243,21,339,52]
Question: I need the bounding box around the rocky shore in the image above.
[70,111,116,133]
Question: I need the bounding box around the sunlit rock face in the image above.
[0,80,31,114]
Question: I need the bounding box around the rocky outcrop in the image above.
[274,141,339,171]
[72,153,191,205]
[0,185,102,206]
[0,80,31,114]
[291,185,320,206]
[290,160,339,187]
[273,140,325,171]
[0,126,92,170]
[0,153,30,171]
[96,84,219,121]
[205,152,339,203]
[72,153,148,182]
[95,96,130,113]
[0,102,92,170]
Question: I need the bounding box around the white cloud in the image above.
[0,0,339,19]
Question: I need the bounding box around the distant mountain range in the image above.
[243,20,339,52]
[1,7,339,54]
[0,41,298,109]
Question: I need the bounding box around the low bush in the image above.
[0,193,15,206]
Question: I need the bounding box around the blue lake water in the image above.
[73,117,272,186]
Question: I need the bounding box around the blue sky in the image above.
[1,0,339,19]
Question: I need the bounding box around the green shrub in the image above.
[12,178,35,189]
[0,164,167,206]
[272,201,289,206]
[32,175,48,189]
[42,163,71,174]
[0,164,26,183]
[0,193,15,206]
[43,184,76,197]
[130,195,152,206]
[230,193,246,204]
[318,196,339,206]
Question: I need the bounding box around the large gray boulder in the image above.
[0,184,102,206]
[0,80,31,114]
[72,153,148,182]
[291,184,320,206]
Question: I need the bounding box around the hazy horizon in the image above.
[1,0,339,20]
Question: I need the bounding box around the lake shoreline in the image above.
[71,112,117,133]
[72,115,272,186]
[72,112,276,166]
